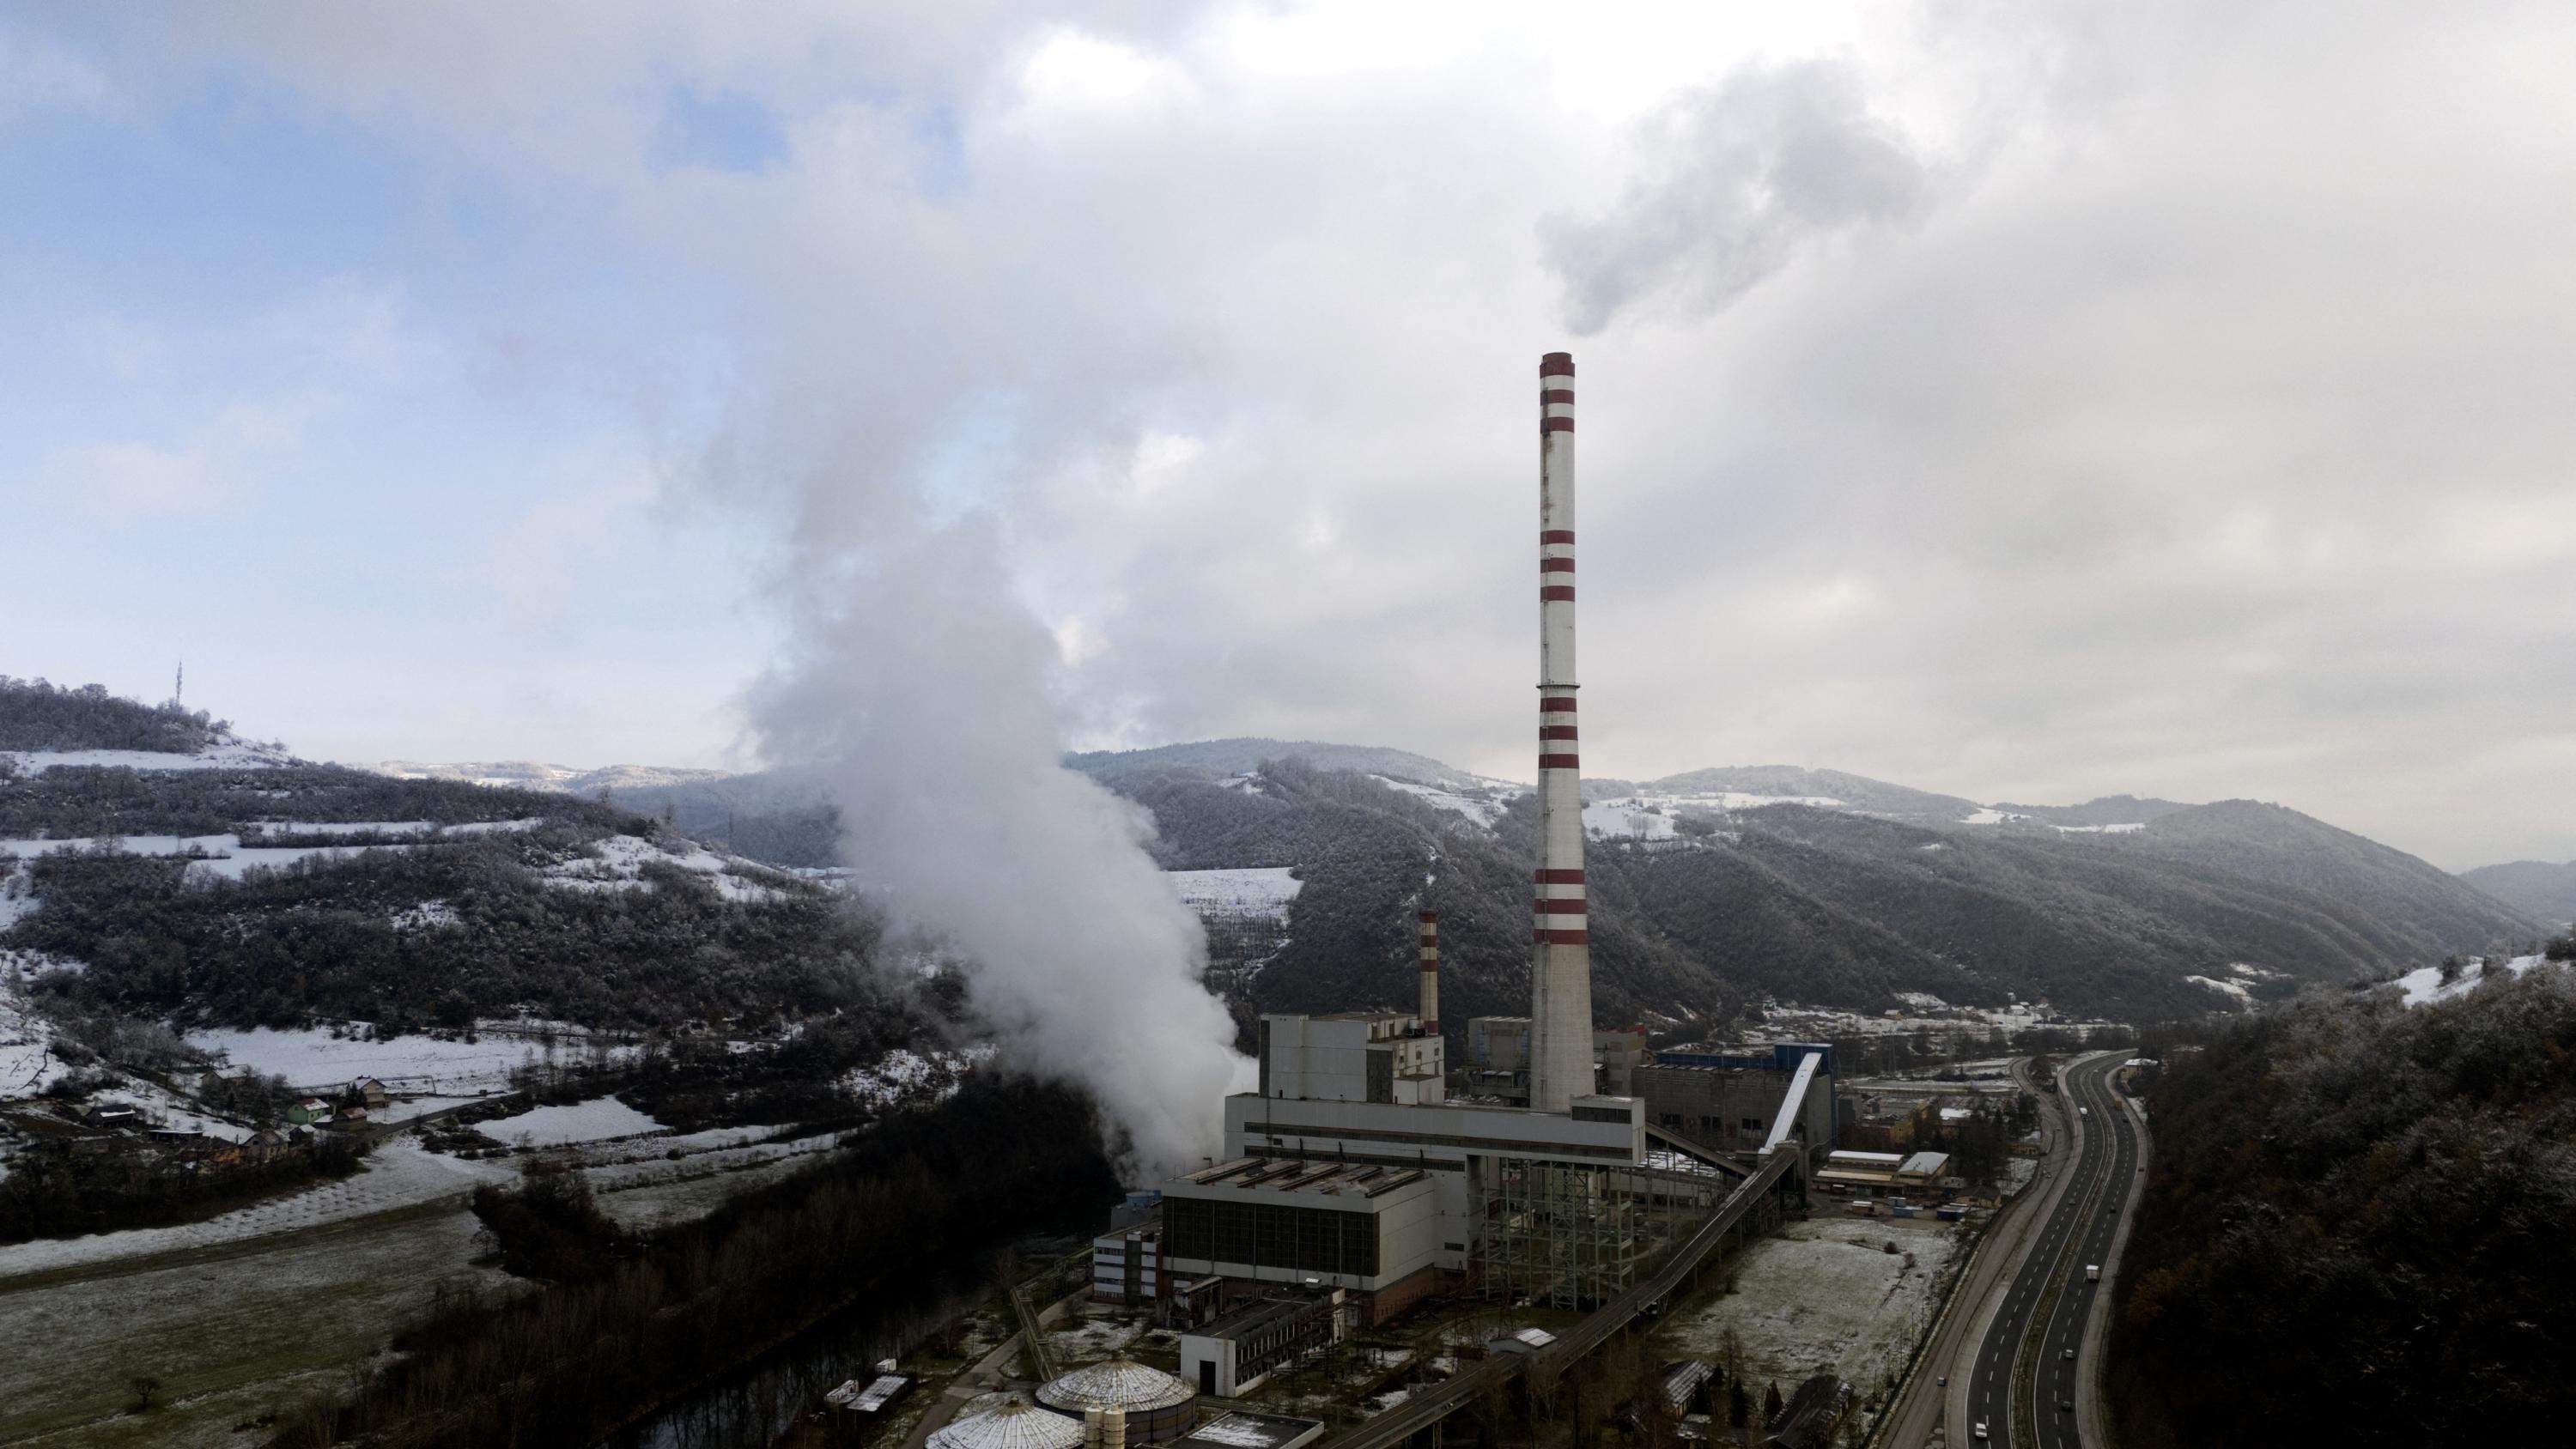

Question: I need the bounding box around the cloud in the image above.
[0,25,120,127]
[47,440,231,519]
[17,0,2576,888]
[1540,58,1938,335]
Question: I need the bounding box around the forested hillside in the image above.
[1124,759,1746,1035]
[2459,858,2576,925]
[0,676,230,754]
[1097,755,2535,1024]
[2111,946,2576,1446]
[0,685,910,1040]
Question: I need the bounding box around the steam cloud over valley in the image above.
[750,527,1245,1177]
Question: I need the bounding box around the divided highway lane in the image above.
[1961,1055,2134,1448]
[2033,1061,2137,1448]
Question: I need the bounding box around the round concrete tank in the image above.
[1036,1359,1198,1446]
[930,1397,1089,1449]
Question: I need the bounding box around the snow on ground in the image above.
[1370,776,1508,828]
[0,1139,515,1280]
[2393,953,2556,1007]
[1048,1312,1147,1367]
[1750,1000,2117,1042]
[1167,866,1303,921]
[370,1094,480,1125]
[0,738,292,775]
[476,1094,664,1146]
[392,899,461,931]
[1669,791,1850,812]
[2052,822,2145,834]
[2184,974,2254,1005]
[0,979,69,1096]
[0,1190,508,1445]
[1584,800,1678,840]
[186,1024,625,1094]
[541,833,793,902]
[251,816,543,839]
[0,862,34,930]
[586,1129,851,1229]
[1659,1217,1961,1396]
[0,832,415,882]
[841,1045,990,1109]
[87,1076,252,1142]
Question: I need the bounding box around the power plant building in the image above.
[1155,352,1789,1319]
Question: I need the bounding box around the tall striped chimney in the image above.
[1530,349,1595,1113]
[1418,911,1441,1034]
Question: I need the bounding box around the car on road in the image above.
[2063,1348,2076,1360]
[1973,1423,1990,1440]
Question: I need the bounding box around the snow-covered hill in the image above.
[361,760,732,796]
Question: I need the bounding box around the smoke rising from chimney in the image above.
[750,518,1247,1177]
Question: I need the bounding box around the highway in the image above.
[1959,1053,2140,1449]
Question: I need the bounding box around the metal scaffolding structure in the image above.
[1473,1157,1729,1310]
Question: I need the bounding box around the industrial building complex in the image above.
[939,354,1988,1449]
[1133,355,1836,1341]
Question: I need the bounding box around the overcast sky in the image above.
[4,2,2571,871]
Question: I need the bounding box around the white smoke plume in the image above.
[750,518,1248,1178]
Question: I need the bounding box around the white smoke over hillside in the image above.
[750,521,1247,1177]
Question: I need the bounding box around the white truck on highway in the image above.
[2086,1264,2102,1282]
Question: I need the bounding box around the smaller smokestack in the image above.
[1418,911,1440,1034]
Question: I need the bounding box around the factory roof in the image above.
[1175,1157,1428,1199]
[1176,1412,1327,1449]
[1036,1359,1196,1414]
[928,1398,1088,1449]
[1899,1151,1952,1177]
[1826,1149,1905,1166]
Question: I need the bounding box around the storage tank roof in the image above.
[1036,1358,1196,1414]
[929,1397,1089,1449]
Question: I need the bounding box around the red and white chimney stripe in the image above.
[1418,911,1441,1034]
[1530,349,1595,1114]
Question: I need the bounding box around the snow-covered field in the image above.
[1370,775,1510,827]
[1584,800,1679,840]
[2391,952,2558,1007]
[1,738,291,775]
[0,1191,507,1445]
[1167,866,1303,921]
[248,816,543,839]
[186,1024,624,1094]
[1660,1217,1961,1395]
[0,1139,514,1281]
[2184,974,2254,1005]
[0,831,419,882]
[542,833,795,902]
[0,979,68,1095]
[477,1094,664,1146]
